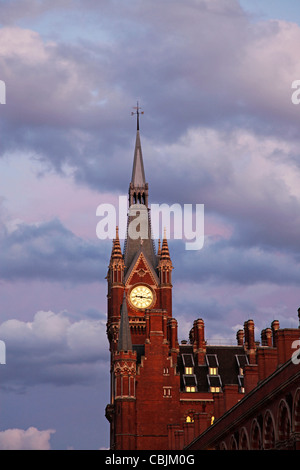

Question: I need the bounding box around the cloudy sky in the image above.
[0,0,300,450]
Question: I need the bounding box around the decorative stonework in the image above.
[114,361,136,375]
[136,268,146,277]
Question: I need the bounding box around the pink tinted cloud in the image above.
[0,153,120,239]
[0,427,55,450]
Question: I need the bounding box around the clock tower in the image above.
[106,105,173,354]
[105,105,177,450]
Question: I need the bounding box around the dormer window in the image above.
[206,355,222,393]
[183,375,197,393]
[209,367,218,375]
[208,376,222,393]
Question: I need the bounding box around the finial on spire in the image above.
[131,101,144,131]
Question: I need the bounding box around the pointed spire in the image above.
[111,226,123,260]
[118,293,132,352]
[131,102,146,187]
[131,129,146,187]
[125,104,156,274]
[160,229,171,261]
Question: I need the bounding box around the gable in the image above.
[125,251,159,287]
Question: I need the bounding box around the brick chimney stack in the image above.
[236,329,244,346]
[271,320,280,347]
[192,318,206,365]
[244,319,256,363]
[261,328,272,347]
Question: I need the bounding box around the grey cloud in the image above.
[0,310,109,389]
[1,0,300,190]
[0,218,108,282]
[0,0,73,24]
[170,237,300,286]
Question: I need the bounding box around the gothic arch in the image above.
[277,399,291,443]
[229,435,238,450]
[293,388,300,433]
[219,441,227,450]
[250,419,262,450]
[263,410,276,450]
[239,427,250,450]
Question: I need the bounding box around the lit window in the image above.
[209,367,218,375]
[207,372,222,393]
[163,387,172,397]
[185,367,193,375]
[211,416,215,425]
[186,415,194,423]
[163,367,169,375]
[186,386,196,392]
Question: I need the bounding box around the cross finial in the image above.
[131,101,144,131]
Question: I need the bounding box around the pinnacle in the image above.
[111,226,123,260]
[160,232,171,261]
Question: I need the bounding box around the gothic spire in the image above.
[131,102,146,188]
[111,226,122,260]
[125,104,156,274]
[160,229,171,262]
[117,292,132,352]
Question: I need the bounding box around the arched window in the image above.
[293,388,300,433]
[229,435,238,450]
[263,410,276,449]
[239,428,249,450]
[278,399,291,444]
[250,419,262,450]
[185,412,194,423]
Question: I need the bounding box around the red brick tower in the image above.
[105,105,179,450]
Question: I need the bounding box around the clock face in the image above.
[129,285,154,309]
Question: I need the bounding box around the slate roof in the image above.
[178,344,248,393]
